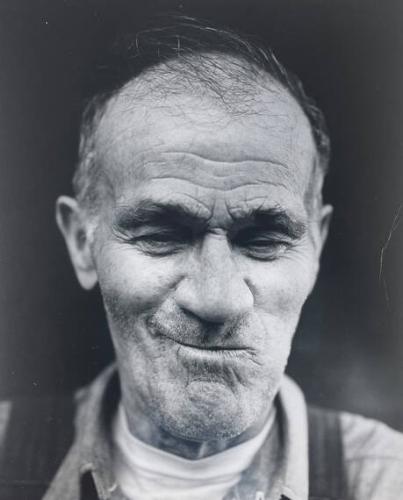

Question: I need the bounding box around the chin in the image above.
[164,409,249,443]
[159,381,262,442]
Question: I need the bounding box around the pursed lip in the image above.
[162,334,251,355]
[182,342,247,352]
[147,320,252,353]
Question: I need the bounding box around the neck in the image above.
[120,396,273,460]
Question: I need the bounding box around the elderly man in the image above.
[1,15,403,500]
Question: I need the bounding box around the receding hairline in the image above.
[73,35,329,214]
[89,59,310,190]
[95,52,314,146]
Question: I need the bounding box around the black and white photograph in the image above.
[0,1,402,499]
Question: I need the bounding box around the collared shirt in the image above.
[43,365,309,500]
[3,364,403,500]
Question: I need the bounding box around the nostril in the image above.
[180,306,224,327]
[174,246,254,323]
[175,272,254,323]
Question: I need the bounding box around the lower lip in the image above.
[174,343,249,363]
[151,327,251,363]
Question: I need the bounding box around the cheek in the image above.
[251,255,317,318]
[95,244,184,314]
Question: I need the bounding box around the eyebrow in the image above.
[252,208,307,239]
[113,200,210,231]
[113,199,307,239]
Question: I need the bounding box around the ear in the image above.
[55,196,98,290]
[315,203,333,260]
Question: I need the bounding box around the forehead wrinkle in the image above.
[93,149,313,218]
[102,158,307,214]
[146,176,294,193]
[146,151,290,169]
[112,155,302,190]
[92,74,316,213]
[95,135,313,200]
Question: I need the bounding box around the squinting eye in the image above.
[233,231,291,261]
[244,239,289,260]
[129,231,191,256]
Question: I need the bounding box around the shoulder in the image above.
[0,394,77,463]
[340,410,403,460]
[0,395,78,500]
[339,410,403,499]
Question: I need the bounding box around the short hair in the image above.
[73,14,330,211]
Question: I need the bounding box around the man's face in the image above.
[72,81,328,441]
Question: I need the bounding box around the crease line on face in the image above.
[145,151,291,169]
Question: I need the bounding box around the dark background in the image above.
[0,0,402,429]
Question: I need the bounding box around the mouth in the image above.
[163,337,252,364]
[147,320,254,362]
[171,338,247,351]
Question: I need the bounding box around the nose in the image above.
[175,234,254,324]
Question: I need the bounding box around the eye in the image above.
[233,228,291,261]
[127,228,192,256]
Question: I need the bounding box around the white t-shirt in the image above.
[112,404,275,500]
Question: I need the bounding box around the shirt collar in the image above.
[229,376,308,500]
[76,364,120,498]
[44,366,309,500]
[278,376,309,500]
[43,365,120,500]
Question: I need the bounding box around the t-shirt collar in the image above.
[44,365,309,500]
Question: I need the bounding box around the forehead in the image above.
[93,75,316,215]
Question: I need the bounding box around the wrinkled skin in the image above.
[57,80,331,459]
